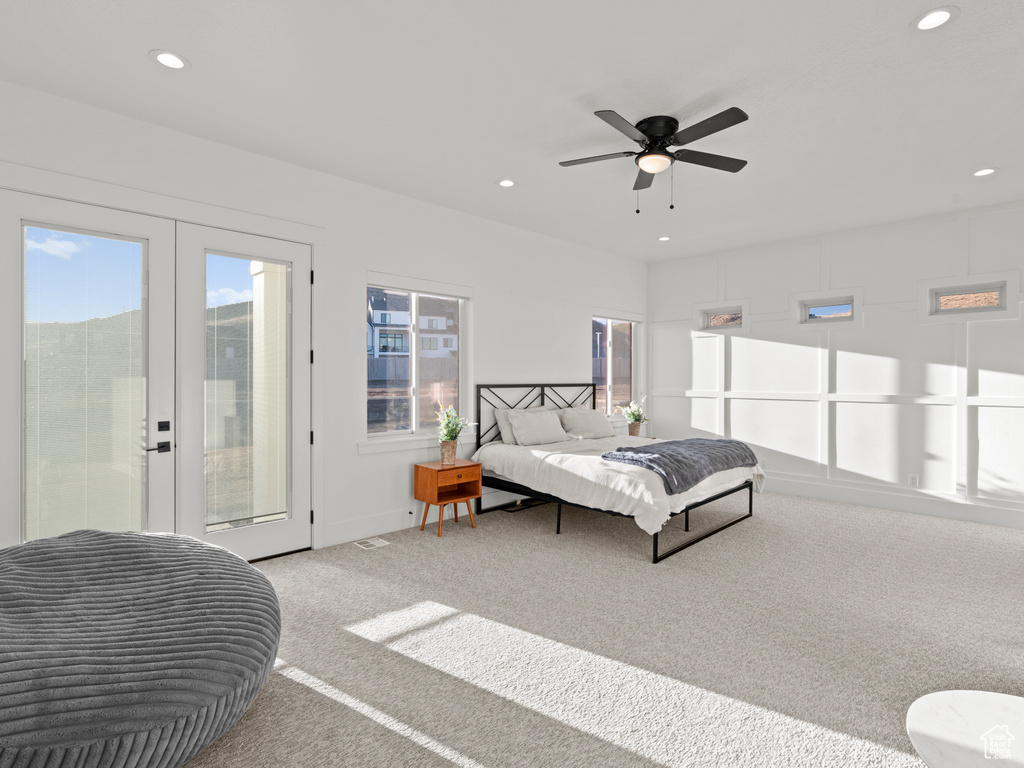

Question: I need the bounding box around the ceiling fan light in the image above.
[637,153,672,174]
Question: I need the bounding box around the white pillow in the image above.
[494,406,548,445]
[507,409,571,446]
[558,408,615,439]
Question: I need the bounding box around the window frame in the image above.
[592,315,638,418]
[363,273,472,447]
[693,299,750,335]
[799,296,855,324]
[929,282,1006,316]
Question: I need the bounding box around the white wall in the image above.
[648,204,1024,528]
[0,80,647,548]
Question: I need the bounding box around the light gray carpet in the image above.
[187,493,1024,767]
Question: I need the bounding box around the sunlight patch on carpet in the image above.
[276,660,485,768]
[346,602,924,767]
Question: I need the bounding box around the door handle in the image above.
[146,442,172,453]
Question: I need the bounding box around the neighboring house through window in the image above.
[366,285,463,435]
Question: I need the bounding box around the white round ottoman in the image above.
[0,529,281,768]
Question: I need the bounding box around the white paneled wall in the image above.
[649,203,1024,527]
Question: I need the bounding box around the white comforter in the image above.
[471,436,766,535]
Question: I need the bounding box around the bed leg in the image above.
[684,508,690,532]
[652,532,659,564]
[749,482,754,515]
[556,503,561,534]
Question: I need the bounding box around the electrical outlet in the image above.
[908,474,919,488]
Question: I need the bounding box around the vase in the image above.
[628,422,641,437]
[440,439,457,465]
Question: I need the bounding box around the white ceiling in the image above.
[1,0,1022,261]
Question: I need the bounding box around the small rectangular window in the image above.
[702,308,742,329]
[801,297,854,323]
[443,338,452,348]
[380,312,390,323]
[931,283,1005,315]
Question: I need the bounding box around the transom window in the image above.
[801,297,854,323]
[930,283,1005,315]
[367,286,461,435]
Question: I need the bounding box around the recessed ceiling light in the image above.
[912,6,959,31]
[149,49,190,70]
[973,168,997,176]
[658,236,670,241]
[497,179,515,187]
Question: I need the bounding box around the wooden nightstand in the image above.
[414,459,482,537]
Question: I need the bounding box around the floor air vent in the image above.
[354,537,390,550]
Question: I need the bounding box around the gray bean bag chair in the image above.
[0,529,281,768]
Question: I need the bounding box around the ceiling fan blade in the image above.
[671,107,748,146]
[633,170,655,190]
[559,151,637,167]
[595,110,647,143]
[673,149,748,173]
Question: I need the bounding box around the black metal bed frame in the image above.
[474,383,754,563]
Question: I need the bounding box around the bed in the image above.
[472,383,765,563]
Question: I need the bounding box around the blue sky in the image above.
[24,227,255,323]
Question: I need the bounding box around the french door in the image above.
[0,191,311,560]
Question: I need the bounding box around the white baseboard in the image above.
[766,474,1024,531]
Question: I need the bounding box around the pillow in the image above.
[558,407,615,439]
[506,408,571,446]
[494,406,547,445]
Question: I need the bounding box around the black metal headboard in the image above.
[476,383,596,451]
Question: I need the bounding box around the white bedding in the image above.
[471,436,766,535]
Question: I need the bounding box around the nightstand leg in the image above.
[466,501,475,529]
[420,502,430,532]
[454,503,459,523]
[438,504,444,537]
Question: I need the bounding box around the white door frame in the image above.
[175,222,312,560]
[0,189,176,547]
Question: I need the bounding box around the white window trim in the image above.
[592,310,644,419]
[360,272,472,453]
[790,287,864,329]
[694,299,750,335]
[918,271,1020,324]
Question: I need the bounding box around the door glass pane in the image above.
[593,318,608,414]
[610,320,632,412]
[366,287,412,433]
[417,294,459,430]
[24,225,145,541]
[206,253,290,531]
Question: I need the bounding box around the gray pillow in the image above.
[494,406,548,445]
[558,408,615,439]
[507,408,571,446]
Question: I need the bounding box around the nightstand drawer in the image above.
[437,465,480,487]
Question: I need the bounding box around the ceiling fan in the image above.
[559,107,749,191]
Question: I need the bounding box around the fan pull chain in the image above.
[670,165,675,210]
[636,190,640,215]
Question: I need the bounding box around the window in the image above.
[593,317,632,415]
[930,283,1005,315]
[367,287,461,434]
[705,310,742,328]
[379,333,405,352]
[801,297,854,323]
[443,338,452,348]
[427,318,438,329]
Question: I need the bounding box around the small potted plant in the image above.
[616,397,649,437]
[437,405,475,465]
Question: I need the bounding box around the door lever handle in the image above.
[145,442,171,453]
